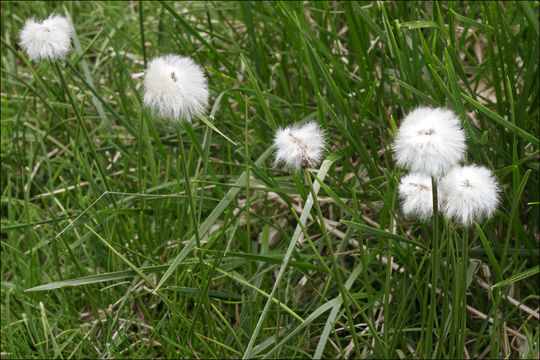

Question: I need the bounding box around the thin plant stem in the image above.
[137,110,144,192]
[244,101,251,266]
[195,122,213,223]
[138,0,147,67]
[458,226,469,357]
[448,222,458,358]
[491,289,501,357]
[176,124,209,344]
[425,176,440,357]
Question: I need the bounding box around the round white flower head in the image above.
[143,54,209,122]
[19,14,74,61]
[440,165,500,225]
[398,173,435,220]
[273,121,326,171]
[393,107,466,177]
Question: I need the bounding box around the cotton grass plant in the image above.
[16,10,109,193]
[394,106,503,357]
[244,121,348,356]
[142,53,212,339]
[394,106,466,354]
[439,164,500,356]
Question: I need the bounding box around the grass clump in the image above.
[1,1,538,358]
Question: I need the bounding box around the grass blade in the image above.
[492,266,540,288]
[462,94,539,147]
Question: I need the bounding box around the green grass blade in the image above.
[341,220,426,250]
[314,264,363,358]
[25,265,170,292]
[475,222,503,282]
[492,266,540,288]
[462,94,539,147]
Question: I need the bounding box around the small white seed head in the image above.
[393,107,467,177]
[273,121,326,171]
[143,54,209,122]
[398,173,436,221]
[440,165,500,225]
[19,14,74,61]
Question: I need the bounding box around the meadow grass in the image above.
[1,1,539,358]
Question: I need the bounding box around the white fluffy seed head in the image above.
[393,107,467,177]
[398,173,435,221]
[19,14,74,61]
[273,121,326,171]
[143,55,209,122]
[440,165,500,226]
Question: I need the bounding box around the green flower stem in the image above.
[175,124,210,347]
[458,226,469,357]
[448,222,458,358]
[138,0,147,67]
[425,176,440,357]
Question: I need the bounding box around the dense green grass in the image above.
[1,1,539,358]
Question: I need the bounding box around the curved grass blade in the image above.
[314,265,363,358]
[197,248,326,273]
[462,94,539,147]
[493,266,539,289]
[341,220,426,250]
[25,265,170,292]
[197,114,237,145]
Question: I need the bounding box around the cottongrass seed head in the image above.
[19,14,74,61]
[440,165,500,226]
[393,107,466,177]
[398,173,435,221]
[273,121,326,171]
[143,54,209,122]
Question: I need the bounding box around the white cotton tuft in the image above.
[273,121,326,171]
[393,107,466,177]
[398,173,436,221]
[19,14,74,61]
[143,54,209,122]
[439,165,500,226]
